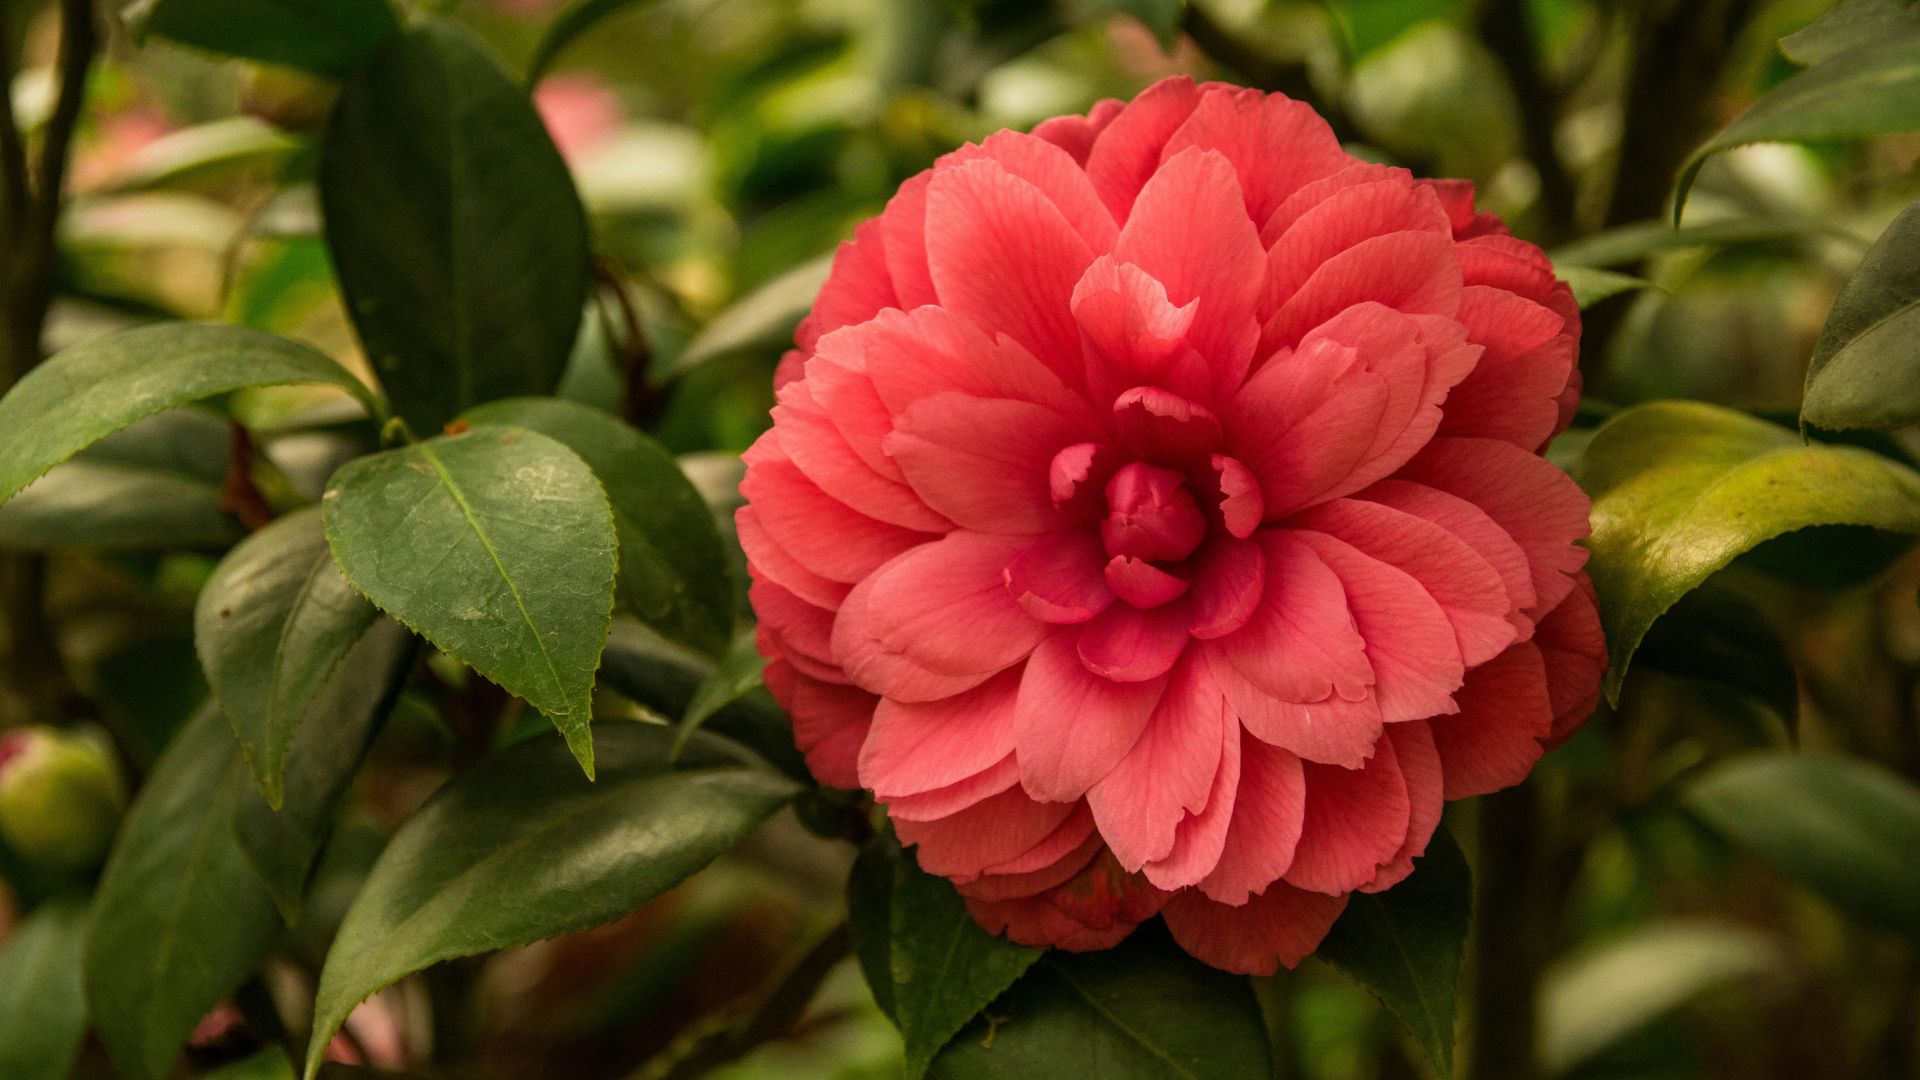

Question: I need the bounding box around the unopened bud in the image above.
[0,726,126,877]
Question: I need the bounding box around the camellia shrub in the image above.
[0,1,1918,1080]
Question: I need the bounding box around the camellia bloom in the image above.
[739,76,1606,974]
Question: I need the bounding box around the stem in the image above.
[1468,783,1544,1080]
[1476,0,1577,245]
[0,20,28,238]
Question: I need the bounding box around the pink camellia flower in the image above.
[739,76,1606,974]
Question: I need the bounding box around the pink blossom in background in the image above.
[71,108,171,191]
[741,76,1606,975]
[534,75,624,162]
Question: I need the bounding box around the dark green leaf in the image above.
[891,848,1043,1079]
[464,398,733,656]
[669,256,831,377]
[321,425,616,776]
[1675,39,1920,220]
[674,630,767,758]
[322,20,591,433]
[123,0,401,75]
[84,706,282,1080]
[1318,827,1470,1079]
[0,322,376,507]
[234,619,414,922]
[1631,579,1798,727]
[1578,402,1920,701]
[1538,920,1783,1074]
[847,834,900,1020]
[598,619,808,779]
[0,454,237,551]
[1780,0,1920,67]
[930,923,1272,1080]
[1803,196,1920,430]
[0,897,88,1080]
[1550,217,1841,268]
[527,0,664,82]
[1685,751,1920,935]
[301,724,799,1079]
[203,1047,297,1080]
[197,508,380,807]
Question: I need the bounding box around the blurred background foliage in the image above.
[1,0,1918,1078]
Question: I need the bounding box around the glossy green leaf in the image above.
[1675,38,1920,220]
[527,0,664,82]
[0,322,376,508]
[1802,196,1920,430]
[1780,0,1920,68]
[0,897,89,1080]
[930,924,1272,1080]
[674,630,767,757]
[197,508,380,807]
[322,20,591,433]
[234,618,414,922]
[598,619,808,779]
[890,848,1043,1079]
[302,724,799,1079]
[1578,402,1920,701]
[1538,920,1783,1074]
[464,398,733,656]
[1318,827,1470,1080]
[669,256,831,377]
[1631,579,1797,727]
[84,706,282,1080]
[847,834,900,1021]
[1685,752,1920,935]
[321,425,617,776]
[123,0,401,75]
[7,387,228,547]
[1558,265,1653,309]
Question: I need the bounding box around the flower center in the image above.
[1100,462,1207,563]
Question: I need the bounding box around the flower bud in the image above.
[0,726,126,878]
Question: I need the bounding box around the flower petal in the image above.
[1015,628,1169,801]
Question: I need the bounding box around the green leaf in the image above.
[234,619,414,922]
[527,0,665,82]
[1317,826,1470,1080]
[302,724,799,1080]
[1578,401,1920,701]
[0,408,239,551]
[0,322,376,508]
[674,630,767,758]
[322,20,592,433]
[196,508,380,807]
[0,897,89,1080]
[669,256,831,377]
[1538,920,1783,1074]
[203,1047,298,1080]
[1802,196,1920,430]
[84,706,282,1080]
[123,0,401,75]
[930,924,1272,1080]
[321,425,617,776]
[115,117,300,194]
[1684,751,1920,935]
[1675,38,1920,221]
[1550,217,1841,268]
[890,848,1043,1079]
[464,398,734,656]
[1631,580,1797,727]
[598,619,809,779]
[1780,0,1920,67]
[1557,265,1653,309]
[846,834,900,1021]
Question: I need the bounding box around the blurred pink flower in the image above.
[72,109,170,191]
[742,76,1604,974]
[534,75,623,161]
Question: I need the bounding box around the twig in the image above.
[593,256,661,425]
[1477,0,1577,244]
[0,22,28,238]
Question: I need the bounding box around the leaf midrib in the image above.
[1047,961,1206,1080]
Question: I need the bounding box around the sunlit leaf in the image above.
[321,426,616,776]
[302,724,799,1080]
[1558,265,1653,309]
[1578,402,1920,701]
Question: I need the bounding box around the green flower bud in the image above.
[0,726,126,878]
